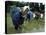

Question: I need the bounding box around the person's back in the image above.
[10,7,24,30]
[10,7,21,17]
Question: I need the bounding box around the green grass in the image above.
[7,13,45,34]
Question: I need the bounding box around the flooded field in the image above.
[7,13,45,34]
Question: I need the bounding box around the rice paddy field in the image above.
[7,13,45,34]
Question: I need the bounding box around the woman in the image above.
[10,6,29,30]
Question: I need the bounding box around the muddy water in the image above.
[21,26,45,33]
[21,19,45,33]
[31,27,45,32]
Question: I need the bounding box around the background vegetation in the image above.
[5,1,45,34]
